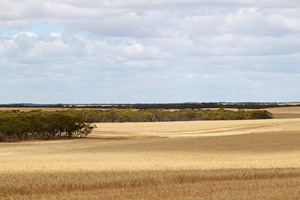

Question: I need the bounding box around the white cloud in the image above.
[0,0,300,103]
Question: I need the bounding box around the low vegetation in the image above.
[0,110,95,142]
[67,108,273,122]
[0,108,273,141]
[2,102,300,109]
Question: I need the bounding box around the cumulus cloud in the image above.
[1,0,299,37]
[0,0,300,103]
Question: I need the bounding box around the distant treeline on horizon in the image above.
[1,102,300,109]
[0,108,273,142]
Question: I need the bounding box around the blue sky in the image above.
[0,0,300,104]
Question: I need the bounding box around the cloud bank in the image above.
[0,0,300,103]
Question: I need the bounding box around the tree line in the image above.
[66,108,273,123]
[0,110,95,142]
[0,108,273,142]
[1,102,299,109]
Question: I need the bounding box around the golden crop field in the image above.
[0,107,300,199]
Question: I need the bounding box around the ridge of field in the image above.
[1,106,300,119]
[266,107,300,118]
[0,115,300,199]
[92,117,300,137]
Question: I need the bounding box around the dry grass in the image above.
[0,107,111,112]
[0,107,71,112]
[208,106,300,119]
[0,115,300,199]
[1,168,300,200]
[264,107,300,119]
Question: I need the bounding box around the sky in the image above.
[0,0,300,104]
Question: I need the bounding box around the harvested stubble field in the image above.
[1,108,300,199]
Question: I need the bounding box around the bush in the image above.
[0,110,95,142]
[65,108,273,123]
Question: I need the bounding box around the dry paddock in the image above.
[0,107,300,199]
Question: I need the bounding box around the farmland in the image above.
[0,107,300,199]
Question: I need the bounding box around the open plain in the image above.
[0,107,300,199]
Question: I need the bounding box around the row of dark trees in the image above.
[110,103,282,109]
[66,108,273,123]
[0,110,95,142]
[0,109,273,142]
[1,102,298,109]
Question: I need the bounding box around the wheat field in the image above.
[0,107,300,199]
